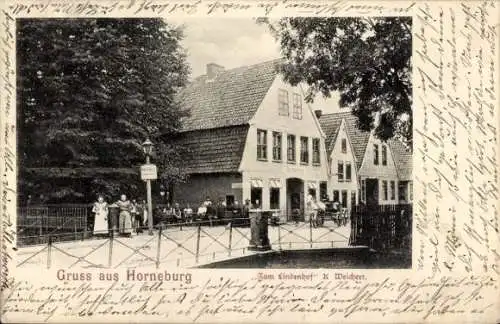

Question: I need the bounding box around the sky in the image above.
[167,18,281,78]
[166,18,341,112]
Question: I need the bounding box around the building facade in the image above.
[172,60,329,219]
[319,111,412,207]
[319,115,360,210]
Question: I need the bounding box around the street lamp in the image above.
[141,138,156,235]
[142,138,153,163]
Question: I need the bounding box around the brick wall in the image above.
[173,173,243,208]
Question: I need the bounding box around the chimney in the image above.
[314,110,322,119]
[206,63,224,79]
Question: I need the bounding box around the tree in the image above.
[17,18,190,203]
[264,17,412,145]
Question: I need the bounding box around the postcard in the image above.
[0,0,499,323]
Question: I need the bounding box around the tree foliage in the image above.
[17,18,190,203]
[266,17,412,145]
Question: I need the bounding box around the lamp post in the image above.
[141,138,155,235]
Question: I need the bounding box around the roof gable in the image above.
[388,139,413,180]
[319,111,371,170]
[178,60,281,131]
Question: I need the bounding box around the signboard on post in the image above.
[140,164,157,180]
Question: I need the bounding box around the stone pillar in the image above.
[248,210,271,251]
[108,203,119,235]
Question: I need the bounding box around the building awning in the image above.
[308,182,317,189]
[269,179,282,188]
[250,179,264,188]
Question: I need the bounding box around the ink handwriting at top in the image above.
[7,0,416,16]
[415,2,498,275]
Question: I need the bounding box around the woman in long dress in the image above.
[92,195,109,236]
[116,194,133,237]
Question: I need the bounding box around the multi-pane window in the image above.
[287,134,296,162]
[257,129,267,160]
[333,190,340,202]
[270,188,280,209]
[346,162,352,182]
[382,180,388,200]
[341,190,348,207]
[338,161,344,182]
[300,136,309,164]
[312,138,320,165]
[292,93,302,119]
[278,89,289,116]
[374,144,379,165]
[319,182,327,200]
[398,182,406,201]
[341,139,347,153]
[390,181,396,200]
[272,132,282,161]
[382,145,387,165]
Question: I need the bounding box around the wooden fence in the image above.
[349,204,412,251]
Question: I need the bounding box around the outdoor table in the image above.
[248,209,271,251]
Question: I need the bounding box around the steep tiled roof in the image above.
[319,111,371,170]
[319,111,412,177]
[178,60,281,131]
[388,139,413,180]
[172,125,248,174]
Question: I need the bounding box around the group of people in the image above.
[92,194,148,237]
[306,194,343,227]
[155,197,253,226]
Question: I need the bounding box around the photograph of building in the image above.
[15,16,413,270]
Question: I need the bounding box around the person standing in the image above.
[135,200,144,234]
[92,195,109,236]
[116,194,133,237]
[141,199,148,227]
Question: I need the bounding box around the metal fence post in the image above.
[277,222,281,250]
[156,227,162,269]
[228,221,233,257]
[195,222,201,263]
[39,216,42,237]
[83,208,88,240]
[309,217,313,248]
[74,218,77,241]
[47,235,52,269]
[108,229,114,268]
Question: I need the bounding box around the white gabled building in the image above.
[173,60,330,219]
[319,111,413,207]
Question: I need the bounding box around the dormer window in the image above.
[341,138,347,153]
[292,93,302,119]
[278,89,289,116]
[374,144,379,165]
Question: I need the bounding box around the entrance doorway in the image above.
[286,178,304,221]
[365,178,379,206]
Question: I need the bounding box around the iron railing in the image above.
[16,214,353,269]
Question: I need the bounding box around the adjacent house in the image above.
[319,111,413,207]
[319,112,362,210]
[172,60,329,219]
